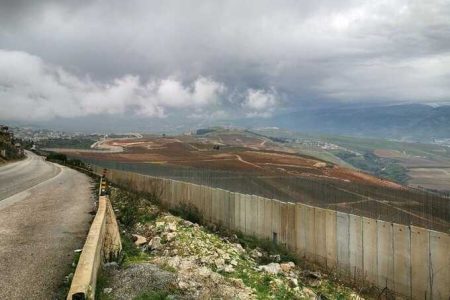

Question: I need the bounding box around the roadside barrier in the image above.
[92,165,450,300]
[67,178,121,300]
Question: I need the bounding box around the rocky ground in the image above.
[98,187,366,300]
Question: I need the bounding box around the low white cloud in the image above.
[243,88,279,117]
[0,49,226,121]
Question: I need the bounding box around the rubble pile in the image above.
[128,212,362,299]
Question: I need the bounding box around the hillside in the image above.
[57,130,449,231]
[244,104,450,141]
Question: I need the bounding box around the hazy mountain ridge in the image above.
[267,104,450,141]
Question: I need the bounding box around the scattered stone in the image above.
[182,220,194,227]
[132,234,147,246]
[230,259,238,266]
[280,261,295,272]
[302,287,317,299]
[155,221,165,228]
[223,265,235,273]
[198,266,213,277]
[177,280,189,289]
[233,243,245,253]
[250,248,263,259]
[103,288,113,294]
[166,232,177,242]
[214,258,225,269]
[167,222,177,232]
[148,236,162,250]
[74,249,82,253]
[258,263,281,275]
[289,277,299,287]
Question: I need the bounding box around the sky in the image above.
[1,0,450,126]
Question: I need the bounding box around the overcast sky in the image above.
[1,0,450,124]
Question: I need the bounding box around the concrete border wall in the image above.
[93,166,450,299]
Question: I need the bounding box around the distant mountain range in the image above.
[6,103,450,141]
[246,104,450,141]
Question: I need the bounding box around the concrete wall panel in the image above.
[223,190,231,228]
[325,209,337,270]
[234,193,241,232]
[377,220,394,290]
[204,186,212,223]
[410,226,430,300]
[249,195,258,236]
[362,217,377,285]
[243,195,251,234]
[430,230,450,300]
[271,200,281,244]
[393,223,411,298]
[336,212,350,276]
[294,204,303,257]
[349,214,363,280]
[212,188,220,224]
[314,207,327,267]
[214,188,221,225]
[280,202,289,245]
[229,192,236,230]
[304,205,315,261]
[240,194,247,233]
[256,196,265,239]
[286,203,296,251]
[263,198,272,240]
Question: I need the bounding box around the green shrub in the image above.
[46,152,67,162]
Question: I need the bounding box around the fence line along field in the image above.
[56,131,450,232]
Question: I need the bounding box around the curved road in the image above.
[0,152,93,299]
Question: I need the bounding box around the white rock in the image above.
[250,248,263,258]
[230,259,238,266]
[258,263,281,275]
[148,236,162,250]
[215,258,225,268]
[103,288,113,294]
[302,287,317,300]
[289,277,299,287]
[132,234,147,246]
[198,266,213,277]
[156,221,165,228]
[166,232,177,242]
[280,261,295,272]
[182,220,194,227]
[178,280,189,289]
[167,222,177,232]
[224,265,235,273]
[233,243,245,253]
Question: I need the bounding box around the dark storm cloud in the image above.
[1,0,450,121]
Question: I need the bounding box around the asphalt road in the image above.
[0,152,94,299]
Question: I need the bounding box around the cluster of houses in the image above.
[0,125,24,160]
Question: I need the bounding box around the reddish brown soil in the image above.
[63,136,404,190]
